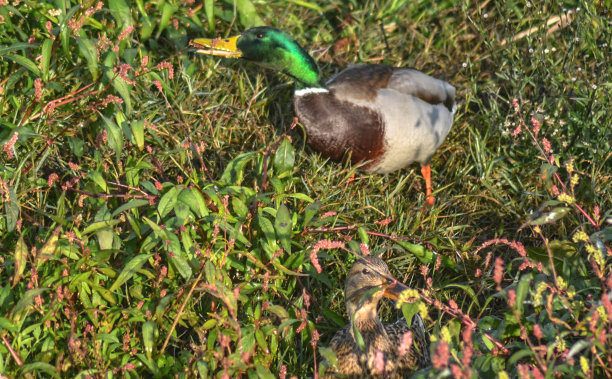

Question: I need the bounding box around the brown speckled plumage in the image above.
[324,257,430,378]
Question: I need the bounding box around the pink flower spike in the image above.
[531,117,540,136]
[398,331,413,356]
[2,131,18,159]
[533,324,543,339]
[373,351,385,373]
[542,138,552,154]
[493,257,504,286]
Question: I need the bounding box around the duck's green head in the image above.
[192,27,320,87]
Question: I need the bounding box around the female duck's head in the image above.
[192,27,320,87]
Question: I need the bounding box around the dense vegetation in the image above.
[1,0,610,377]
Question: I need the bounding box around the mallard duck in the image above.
[192,27,456,205]
[324,256,430,378]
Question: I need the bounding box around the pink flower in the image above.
[432,340,449,369]
[493,257,504,286]
[398,331,413,356]
[542,138,552,154]
[156,61,174,79]
[420,265,429,277]
[46,21,54,38]
[2,131,18,159]
[375,218,392,226]
[279,365,287,379]
[508,289,516,307]
[531,117,540,136]
[118,25,134,41]
[373,351,385,373]
[295,308,308,333]
[533,324,543,339]
[154,80,163,93]
[48,173,59,187]
[34,78,43,101]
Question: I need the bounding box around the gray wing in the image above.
[326,64,456,113]
[387,68,456,113]
[385,313,431,370]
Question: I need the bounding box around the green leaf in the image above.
[11,288,49,319]
[254,364,275,379]
[319,346,338,369]
[12,235,28,287]
[157,2,179,38]
[0,42,34,55]
[232,197,249,219]
[4,53,40,76]
[177,188,209,218]
[274,204,292,254]
[109,0,132,28]
[266,305,289,321]
[255,329,269,353]
[21,362,60,378]
[205,260,217,283]
[96,228,114,250]
[273,137,295,174]
[515,273,531,313]
[76,37,98,80]
[111,198,149,218]
[165,232,192,280]
[236,0,265,28]
[204,0,215,31]
[111,73,133,114]
[357,227,369,244]
[221,152,256,185]
[101,115,124,158]
[4,184,19,232]
[82,220,121,234]
[526,207,570,227]
[396,241,434,264]
[257,213,276,245]
[41,39,53,81]
[88,171,108,192]
[303,200,322,226]
[109,254,151,292]
[131,119,145,150]
[142,321,157,359]
[158,186,179,218]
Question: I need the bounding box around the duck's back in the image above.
[324,314,430,378]
[294,64,456,173]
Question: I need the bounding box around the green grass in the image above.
[1,0,611,377]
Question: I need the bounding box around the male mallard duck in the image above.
[192,27,456,205]
[325,256,430,378]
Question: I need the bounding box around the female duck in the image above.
[325,256,430,377]
[192,27,456,205]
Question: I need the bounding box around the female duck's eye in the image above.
[361,268,370,275]
[256,32,264,39]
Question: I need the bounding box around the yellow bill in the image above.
[191,35,242,58]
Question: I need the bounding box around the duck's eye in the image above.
[361,268,370,275]
[256,32,264,39]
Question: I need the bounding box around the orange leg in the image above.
[421,165,435,206]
